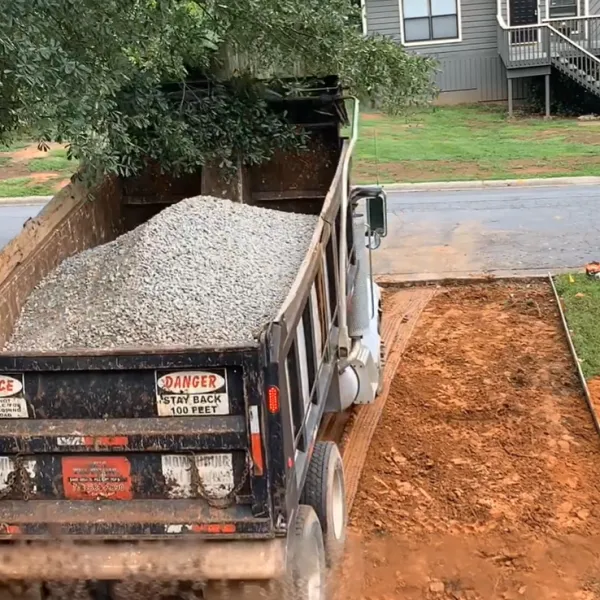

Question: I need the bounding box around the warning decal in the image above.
[0,375,28,419]
[155,369,230,417]
[62,456,133,500]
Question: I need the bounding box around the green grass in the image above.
[27,148,74,174]
[353,105,600,183]
[555,273,600,380]
[0,138,33,152]
[0,177,58,198]
[0,157,11,168]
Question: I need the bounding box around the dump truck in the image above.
[0,77,387,600]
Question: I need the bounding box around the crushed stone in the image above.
[6,196,317,351]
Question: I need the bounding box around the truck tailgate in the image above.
[0,346,272,540]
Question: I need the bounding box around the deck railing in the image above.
[544,15,600,54]
[497,15,550,67]
[497,14,600,68]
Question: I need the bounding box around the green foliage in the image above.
[555,273,600,380]
[0,0,436,180]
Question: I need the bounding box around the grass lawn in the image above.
[0,145,75,197]
[26,148,73,174]
[0,177,60,197]
[1,104,599,194]
[354,104,600,184]
[555,273,600,381]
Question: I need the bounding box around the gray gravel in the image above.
[6,196,317,351]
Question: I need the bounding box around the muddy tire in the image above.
[203,580,281,600]
[204,506,326,600]
[376,299,385,396]
[0,583,43,600]
[289,505,327,600]
[300,442,347,566]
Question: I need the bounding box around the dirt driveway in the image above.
[347,282,600,600]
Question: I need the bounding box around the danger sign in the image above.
[0,375,28,419]
[155,369,230,416]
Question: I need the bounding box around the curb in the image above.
[0,196,52,206]
[375,176,600,193]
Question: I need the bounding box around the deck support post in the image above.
[545,74,551,118]
[507,79,514,117]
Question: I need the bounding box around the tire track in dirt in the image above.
[348,282,600,600]
[341,287,436,512]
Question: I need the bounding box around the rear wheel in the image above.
[203,505,326,600]
[289,505,326,600]
[301,442,346,566]
[0,583,43,600]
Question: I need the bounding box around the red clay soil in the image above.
[587,378,600,421]
[347,282,600,600]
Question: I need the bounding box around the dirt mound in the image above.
[350,282,600,600]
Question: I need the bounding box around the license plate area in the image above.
[0,452,248,501]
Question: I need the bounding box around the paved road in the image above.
[374,185,600,281]
[0,185,598,280]
[0,203,45,250]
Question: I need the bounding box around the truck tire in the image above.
[300,442,346,566]
[376,298,385,396]
[289,505,327,600]
[377,338,386,396]
[203,506,326,600]
[0,583,42,600]
[203,580,280,600]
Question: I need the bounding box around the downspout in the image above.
[338,97,360,357]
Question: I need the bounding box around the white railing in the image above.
[543,15,600,52]
[497,13,600,67]
[497,14,550,67]
[549,25,600,89]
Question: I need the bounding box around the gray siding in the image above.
[366,0,401,39]
[365,0,530,101]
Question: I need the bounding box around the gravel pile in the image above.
[6,196,318,351]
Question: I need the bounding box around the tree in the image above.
[0,0,436,179]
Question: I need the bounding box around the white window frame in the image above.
[398,0,463,46]
[545,0,585,20]
[360,0,368,35]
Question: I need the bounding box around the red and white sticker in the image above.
[62,456,133,500]
[161,454,234,499]
[0,375,28,419]
[155,370,230,417]
[57,436,128,448]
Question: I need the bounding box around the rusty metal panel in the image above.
[0,177,125,348]
[250,133,340,201]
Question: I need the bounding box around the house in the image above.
[362,0,600,114]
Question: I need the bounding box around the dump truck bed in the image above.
[0,81,351,586]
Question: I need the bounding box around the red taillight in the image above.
[267,386,280,414]
[249,405,264,477]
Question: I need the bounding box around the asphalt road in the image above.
[374,185,600,281]
[0,185,598,280]
[0,203,45,250]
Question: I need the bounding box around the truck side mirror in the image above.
[367,191,388,238]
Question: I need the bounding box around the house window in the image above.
[549,0,577,18]
[402,0,460,43]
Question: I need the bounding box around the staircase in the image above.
[549,26,600,96]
